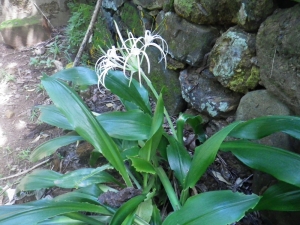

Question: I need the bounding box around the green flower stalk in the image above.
[95,22,177,137]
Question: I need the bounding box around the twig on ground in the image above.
[0,159,51,181]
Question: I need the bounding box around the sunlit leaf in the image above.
[41,75,132,186]
[17,169,62,191]
[0,199,111,225]
[30,134,83,162]
[162,191,260,225]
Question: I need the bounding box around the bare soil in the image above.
[0,29,70,190]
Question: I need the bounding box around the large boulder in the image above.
[180,68,242,118]
[156,11,219,66]
[144,47,186,116]
[173,0,275,31]
[256,4,300,115]
[236,89,300,225]
[102,0,125,11]
[132,0,164,10]
[209,27,259,93]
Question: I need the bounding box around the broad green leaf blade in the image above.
[0,199,111,225]
[139,94,164,161]
[110,194,146,225]
[54,166,121,188]
[105,70,152,115]
[38,105,73,130]
[176,113,204,144]
[17,169,62,191]
[162,191,260,225]
[185,121,243,189]
[30,134,84,162]
[166,136,191,186]
[52,67,98,86]
[230,115,300,140]
[39,105,151,140]
[255,182,300,211]
[37,215,110,225]
[129,156,156,174]
[41,75,132,187]
[135,199,153,223]
[151,205,162,225]
[96,110,152,140]
[220,141,300,187]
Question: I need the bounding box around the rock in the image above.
[53,60,63,71]
[144,47,186,116]
[5,110,15,119]
[118,2,153,37]
[132,0,164,10]
[236,0,276,32]
[256,4,300,114]
[235,89,300,225]
[180,68,242,118]
[173,0,275,31]
[209,27,259,93]
[102,0,125,11]
[34,46,46,55]
[156,11,219,66]
[174,0,240,25]
[0,15,51,49]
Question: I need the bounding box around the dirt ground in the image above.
[0,28,71,189]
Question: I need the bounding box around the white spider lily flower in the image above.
[95,21,168,87]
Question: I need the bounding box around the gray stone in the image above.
[209,27,259,93]
[144,47,186,116]
[236,0,275,32]
[235,89,300,225]
[179,68,242,118]
[132,0,164,10]
[102,0,125,11]
[156,11,219,66]
[173,0,275,31]
[256,4,300,114]
[174,0,239,25]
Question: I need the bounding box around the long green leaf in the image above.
[54,166,121,188]
[52,67,98,86]
[30,134,83,162]
[110,194,146,225]
[176,113,204,145]
[139,94,164,161]
[105,70,152,115]
[0,199,111,225]
[255,182,300,211]
[220,141,300,187]
[39,105,152,141]
[185,121,243,189]
[166,136,191,186]
[41,75,132,186]
[38,105,73,130]
[230,116,300,140]
[37,215,109,225]
[96,110,152,140]
[17,169,62,191]
[162,191,260,225]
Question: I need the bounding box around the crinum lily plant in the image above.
[1,21,300,225]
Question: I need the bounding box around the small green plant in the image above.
[48,37,61,60]
[29,57,40,67]
[18,149,31,161]
[1,22,300,225]
[0,69,15,83]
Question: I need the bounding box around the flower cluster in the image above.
[95,21,168,87]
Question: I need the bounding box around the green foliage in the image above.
[2,66,300,224]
